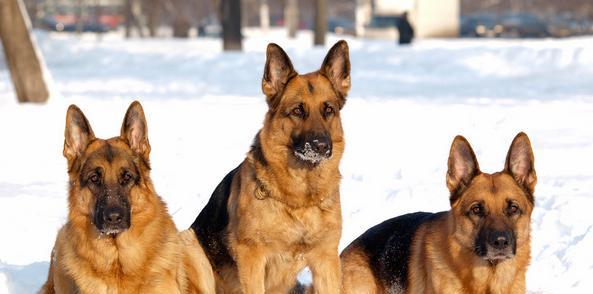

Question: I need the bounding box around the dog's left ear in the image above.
[505,132,536,196]
[262,43,297,108]
[120,101,151,161]
[447,135,480,203]
[320,40,350,108]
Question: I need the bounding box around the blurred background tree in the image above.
[0,0,50,103]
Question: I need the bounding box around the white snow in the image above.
[1,28,592,293]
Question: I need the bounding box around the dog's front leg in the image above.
[307,246,341,294]
[235,243,266,294]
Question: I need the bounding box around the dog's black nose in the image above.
[103,208,124,225]
[311,137,331,154]
[488,231,512,250]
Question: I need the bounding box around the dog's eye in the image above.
[324,105,335,117]
[508,203,521,215]
[470,204,484,216]
[120,171,133,185]
[292,106,304,117]
[89,174,100,184]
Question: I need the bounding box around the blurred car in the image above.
[547,14,593,38]
[197,16,222,37]
[41,7,120,33]
[328,17,355,36]
[499,12,549,38]
[362,15,398,39]
[461,12,551,38]
[460,13,503,38]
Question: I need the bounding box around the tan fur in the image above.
[340,246,384,294]
[211,42,350,293]
[40,102,215,294]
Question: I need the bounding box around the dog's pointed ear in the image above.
[64,105,95,163]
[505,132,536,196]
[447,135,480,201]
[262,43,297,108]
[120,101,151,161]
[320,40,350,107]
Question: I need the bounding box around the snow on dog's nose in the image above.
[293,133,332,164]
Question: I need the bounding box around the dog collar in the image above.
[254,179,269,200]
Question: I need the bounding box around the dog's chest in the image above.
[243,199,339,250]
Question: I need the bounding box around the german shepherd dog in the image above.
[40,102,215,294]
[341,133,536,294]
[190,40,351,293]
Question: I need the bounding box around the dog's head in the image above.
[446,133,536,263]
[63,101,152,237]
[259,40,350,167]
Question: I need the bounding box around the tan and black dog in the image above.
[40,102,215,294]
[190,40,351,293]
[341,133,536,294]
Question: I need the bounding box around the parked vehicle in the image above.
[362,15,398,39]
[197,16,221,37]
[328,17,356,36]
[461,11,550,38]
[40,6,121,33]
[547,14,593,37]
[499,12,549,38]
[460,13,503,38]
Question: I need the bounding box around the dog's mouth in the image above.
[293,142,332,165]
[484,252,514,263]
[99,226,128,237]
[478,245,515,264]
[93,212,131,238]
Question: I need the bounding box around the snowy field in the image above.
[1,29,593,293]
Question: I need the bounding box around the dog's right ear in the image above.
[64,105,95,163]
[120,101,151,162]
[446,135,480,202]
[262,43,297,108]
[504,132,536,197]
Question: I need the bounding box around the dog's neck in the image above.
[248,133,342,208]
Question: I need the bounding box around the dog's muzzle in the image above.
[476,229,516,263]
[293,134,332,164]
[94,202,131,236]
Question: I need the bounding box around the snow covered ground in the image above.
[1,29,592,293]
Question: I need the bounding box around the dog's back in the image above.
[341,212,445,293]
[190,165,240,290]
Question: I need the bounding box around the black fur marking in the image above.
[307,81,314,93]
[351,211,446,290]
[250,131,268,166]
[191,165,240,271]
[105,144,114,163]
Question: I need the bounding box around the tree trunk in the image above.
[147,0,161,37]
[0,0,49,103]
[285,0,298,38]
[259,0,269,31]
[75,0,85,34]
[125,0,145,38]
[172,0,191,38]
[220,0,242,51]
[314,0,327,46]
[125,0,133,37]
